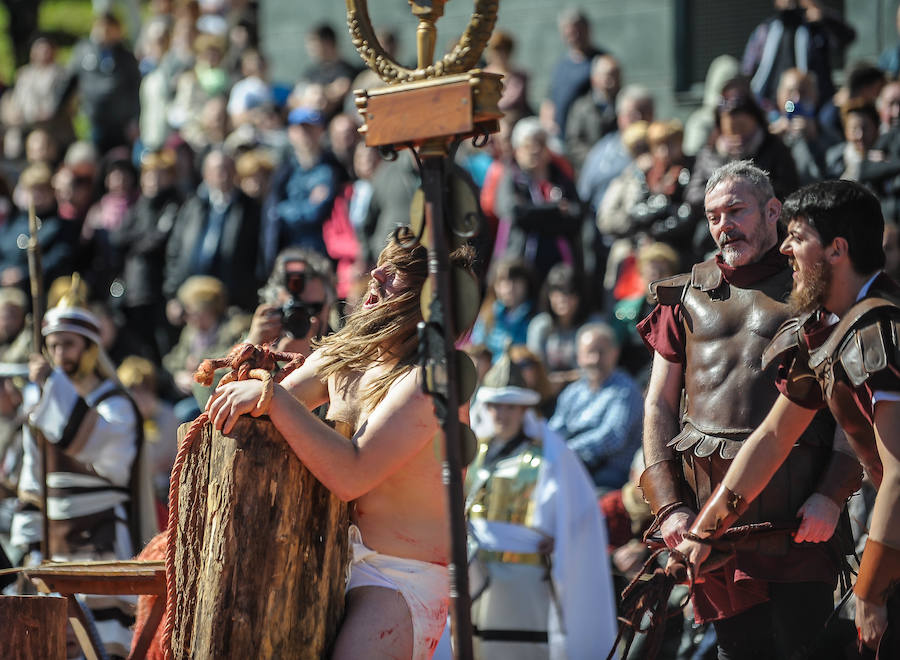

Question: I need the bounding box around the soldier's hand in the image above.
[612,539,647,577]
[28,353,51,386]
[667,536,710,582]
[660,505,696,548]
[856,596,888,650]
[794,492,840,543]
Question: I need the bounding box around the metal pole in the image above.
[420,152,474,660]
[26,201,50,560]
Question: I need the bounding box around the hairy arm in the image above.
[642,352,694,546]
[642,352,682,466]
[868,400,900,550]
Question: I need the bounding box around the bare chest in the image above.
[324,369,382,432]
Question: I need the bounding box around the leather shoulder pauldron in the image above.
[649,272,691,306]
[808,298,900,398]
[761,317,805,371]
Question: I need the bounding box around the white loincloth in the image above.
[346,525,450,660]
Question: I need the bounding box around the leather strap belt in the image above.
[475,549,547,566]
[473,627,548,643]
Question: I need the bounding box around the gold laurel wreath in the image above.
[346,0,499,83]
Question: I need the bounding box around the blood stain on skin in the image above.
[394,531,417,545]
[378,627,395,640]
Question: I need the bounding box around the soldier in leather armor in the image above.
[639,162,861,659]
[675,179,900,655]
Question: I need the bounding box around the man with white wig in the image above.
[12,276,152,657]
[463,346,617,660]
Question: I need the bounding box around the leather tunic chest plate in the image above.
[681,260,793,435]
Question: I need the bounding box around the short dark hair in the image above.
[96,11,120,27]
[540,262,588,324]
[840,99,879,131]
[847,63,886,98]
[782,180,885,275]
[312,24,336,44]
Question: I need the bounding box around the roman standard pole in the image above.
[25,201,50,560]
[421,145,472,659]
[346,1,503,656]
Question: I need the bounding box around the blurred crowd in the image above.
[0,0,896,657]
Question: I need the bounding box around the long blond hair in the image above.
[314,229,475,410]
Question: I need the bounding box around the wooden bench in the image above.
[24,560,166,660]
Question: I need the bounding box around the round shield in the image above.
[454,349,477,403]
[408,188,430,248]
[458,423,478,467]
[431,424,478,468]
[419,266,480,332]
[447,172,481,249]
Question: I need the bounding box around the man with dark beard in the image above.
[638,161,860,659]
[207,230,475,660]
[674,180,900,655]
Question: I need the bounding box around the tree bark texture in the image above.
[0,594,67,659]
[172,417,350,659]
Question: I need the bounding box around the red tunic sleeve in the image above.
[772,356,827,410]
[636,303,686,364]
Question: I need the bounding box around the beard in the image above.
[60,359,79,376]
[788,258,831,316]
[718,230,767,267]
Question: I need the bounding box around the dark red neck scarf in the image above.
[715,242,787,288]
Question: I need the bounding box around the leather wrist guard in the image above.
[686,483,748,541]
[639,459,688,517]
[816,450,863,506]
[855,538,900,605]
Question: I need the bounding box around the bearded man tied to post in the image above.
[637,161,860,660]
[207,229,475,660]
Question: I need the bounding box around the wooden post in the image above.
[172,417,349,659]
[0,595,67,659]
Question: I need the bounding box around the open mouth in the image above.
[362,290,379,309]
